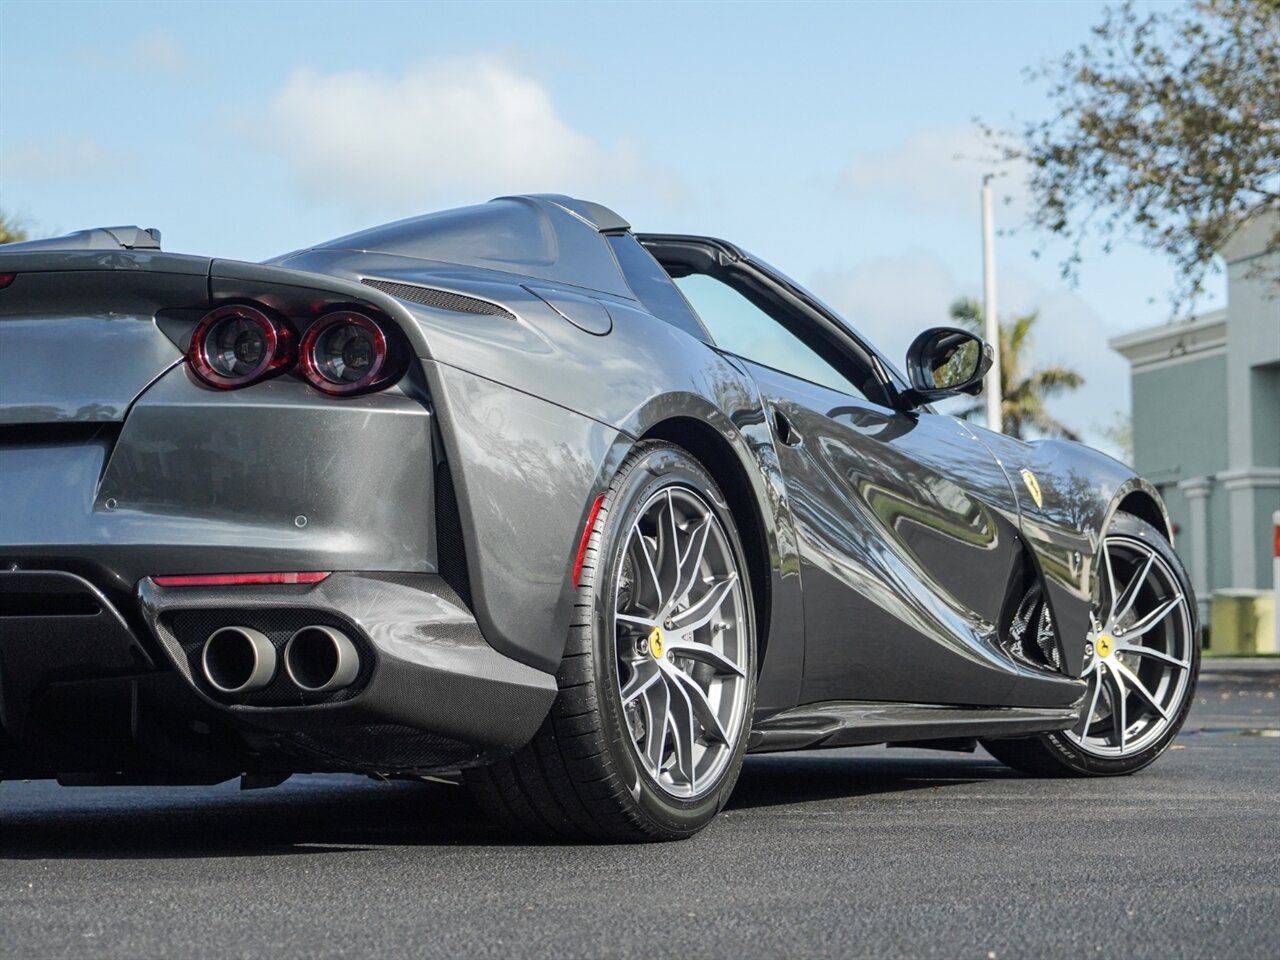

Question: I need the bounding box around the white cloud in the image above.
[132,32,187,74]
[807,252,1130,454]
[845,125,1029,221]
[264,56,670,214]
[0,136,117,182]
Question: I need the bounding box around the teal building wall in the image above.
[1112,212,1279,625]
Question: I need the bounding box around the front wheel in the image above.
[466,441,757,840]
[983,512,1200,776]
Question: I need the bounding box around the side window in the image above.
[673,273,866,397]
[606,234,708,340]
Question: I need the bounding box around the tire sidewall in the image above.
[589,443,757,836]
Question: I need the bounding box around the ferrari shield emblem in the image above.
[1020,469,1043,509]
[648,626,666,659]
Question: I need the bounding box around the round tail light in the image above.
[189,304,294,389]
[300,311,389,395]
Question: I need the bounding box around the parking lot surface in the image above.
[2,660,1276,959]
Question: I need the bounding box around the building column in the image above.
[1178,476,1213,624]
[1219,467,1280,589]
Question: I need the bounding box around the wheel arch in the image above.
[1114,484,1173,541]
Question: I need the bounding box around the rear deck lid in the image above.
[0,251,210,425]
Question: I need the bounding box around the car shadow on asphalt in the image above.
[0,751,1009,859]
[726,750,1010,810]
[0,777,489,860]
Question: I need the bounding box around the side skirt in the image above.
[748,701,1079,753]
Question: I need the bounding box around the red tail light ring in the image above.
[300,311,389,396]
[189,304,295,389]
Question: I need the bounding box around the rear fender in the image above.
[422,358,626,673]
[420,324,804,692]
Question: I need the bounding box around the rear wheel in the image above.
[983,512,1199,776]
[466,442,757,840]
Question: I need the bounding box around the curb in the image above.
[1200,657,1280,676]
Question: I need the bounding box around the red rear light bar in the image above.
[152,572,331,587]
[572,495,606,589]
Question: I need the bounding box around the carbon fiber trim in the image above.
[749,701,1079,752]
[1007,584,1064,672]
[280,724,481,770]
[361,278,516,320]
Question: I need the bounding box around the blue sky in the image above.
[1,0,1213,453]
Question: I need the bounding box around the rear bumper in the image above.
[0,569,556,780]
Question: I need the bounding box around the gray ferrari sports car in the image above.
[0,195,1199,840]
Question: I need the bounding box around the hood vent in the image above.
[362,278,515,321]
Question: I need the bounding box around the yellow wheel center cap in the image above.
[1097,634,1113,658]
[648,626,666,659]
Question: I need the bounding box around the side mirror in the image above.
[900,327,994,409]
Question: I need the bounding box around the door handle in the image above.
[773,410,803,447]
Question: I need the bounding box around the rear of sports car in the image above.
[0,239,561,785]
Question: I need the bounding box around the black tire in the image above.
[983,512,1200,777]
[465,441,757,841]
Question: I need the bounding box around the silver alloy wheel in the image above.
[1066,533,1194,757]
[613,486,749,800]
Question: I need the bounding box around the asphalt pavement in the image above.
[2,660,1276,959]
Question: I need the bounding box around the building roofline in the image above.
[1218,208,1279,263]
[1109,309,1228,369]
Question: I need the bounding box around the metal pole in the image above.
[981,175,1003,432]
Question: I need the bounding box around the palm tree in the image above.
[949,297,1085,440]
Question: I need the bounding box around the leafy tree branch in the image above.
[986,0,1280,309]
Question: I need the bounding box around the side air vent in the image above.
[1006,583,1063,672]
[361,278,516,320]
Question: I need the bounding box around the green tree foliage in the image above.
[0,210,28,244]
[991,0,1280,306]
[949,297,1086,440]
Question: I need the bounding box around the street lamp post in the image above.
[981,175,1003,433]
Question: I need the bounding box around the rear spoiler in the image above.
[0,225,162,252]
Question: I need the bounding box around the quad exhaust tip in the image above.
[201,626,277,694]
[284,625,360,693]
[200,624,360,696]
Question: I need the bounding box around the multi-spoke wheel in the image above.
[466,441,757,840]
[614,486,750,799]
[983,512,1199,777]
